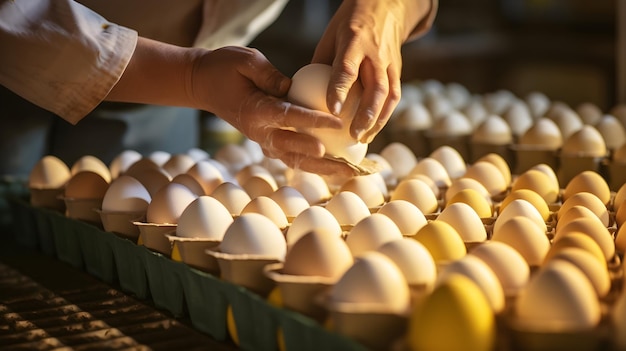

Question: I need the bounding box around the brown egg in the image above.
[65,171,109,199]
[186,160,224,195]
[241,196,288,229]
[553,217,615,261]
[29,155,71,189]
[562,170,610,205]
[561,125,607,157]
[511,169,559,204]
[463,161,507,197]
[162,154,196,177]
[491,216,550,267]
[210,182,251,216]
[146,182,198,224]
[557,192,610,227]
[518,117,563,150]
[71,155,111,183]
[476,153,512,186]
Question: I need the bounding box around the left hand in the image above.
[312,0,432,143]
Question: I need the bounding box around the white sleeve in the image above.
[0,0,138,124]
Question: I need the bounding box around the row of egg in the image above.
[27,140,626,351]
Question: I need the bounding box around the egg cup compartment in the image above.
[327,309,408,351]
[605,161,626,192]
[143,247,187,317]
[510,146,560,176]
[134,222,176,256]
[166,235,221,274]
[63,197,103,224]
[110,235,150,299]
[208,250,279,298]
[97,209,145,241]
[507,324,610,351]
[557,155,606,188]
[29,187,66,212]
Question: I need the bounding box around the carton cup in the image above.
[557,154,605,186]
[605,161,626,192]
[507,320,606,351]
[63,197,103,224]
[97,210,145,241]
[134,222,176,256]
[510,146,559,175]
[264,263,334,323]
[29,187,66,212]
[207,249,280,297]
[166,235,221,274]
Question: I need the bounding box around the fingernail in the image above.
[332,102,343,116]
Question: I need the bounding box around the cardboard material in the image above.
[166,235,221,274]
[98,209,145,241]
[63,197,103,224]
[134,222,176,256]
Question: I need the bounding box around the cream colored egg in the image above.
[476,153,512,187]
[380,142,418,180]
[162,153,195,178]
[491,216,550,267]
[430,110,473,136]
[556,204,605,234]
[511,169,559,204]
[576,102,603,125]
[214,143,253,175]
[109,150,142,179]
[241,138,264,164]
[446,188,493,218]
[124,157,161,176]
[469,241,529,297]
[148,150,171,166]
[471,115,513,145]
[241,196,288,229]
[377,238,436,289]
[171,173,205,196]
[186,160,224,195]
[425,93,454,119]
[547,103,583,139]
[146,182,198,224]
[514,260,601,332]
[242,174,278,199]
[365,153,397,189]
[407,157,451,188]
[127,167,171,197]
[287,63,367,164]
[377,200,427,236]
[408,174,441,199]
[65,171,109,199]
[389,178,439,214]
[390,102,432,131]
[445,82,471,109]
[345,213,403,257]
[287,170,331,205]
[286,206,342,247]
[483,89,516,115]
[102,175,151,212]
[420,79,445,97]
[210,182,251,216]
[329,251,410,314]
[445,177,491,204]
[412,221,466,265]
[503,100,533,137]
[71,155,111,183]
[176,196,233,239]
[557,192,610,227]
[29,155,71,189]
[325,191,370,227]
[219,213,286,259]
[429,145,467,179]
[269,186,310,220]
[436,202,487,243]
[461,98,489,128]
[546,248,610,297]
[338,176,385,208]
[545,232,606,268]
[518,118,563,150]
[596,114,626,150]
[494,199,547,236]
[282,228,353,279]
[562,170,610,205]
[235,164,272,187]
[525,91,550,119]
[553,217,615,261]
[186,147,210,162]
[463,161,507,197]
[437,255,505,314]
[561,125,607,157]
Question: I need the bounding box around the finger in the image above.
[279,152,357,178]
[361,65,401,143]
[237,47,291,97]
[350,58,389,141]
[327,51,362,116]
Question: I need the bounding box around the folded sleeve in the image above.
[0,0,138,124]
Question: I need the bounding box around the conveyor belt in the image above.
[0,234,238,351]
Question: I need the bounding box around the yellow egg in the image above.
[518,117,563,150]
[476,153,512,186]
[511,169,559,204]
[500,189,550,221]
[389,178,439,214]
[176,196,232,239]
[380,142,418,180]
[491,216,550,267]
[282,228,353,279]
[444,177,491,204]
[376,200,427,236]
[561,125,607,157]
[186,160,225,195]
[377,238,436,290]
[210,182,251,216]
[463,161,507,197]
[546,248,610,297]
[553,217,615,261]
[146,182,198,224]
[29,155,71,189]
[436,202,487,243]
[437,255,505,313]
[286,206,342,248]
[65,171,109,199]
[338,176,385,208]
[429,145,467,179]
[269,186,310,220]
[514,260,601,332]
[557,192,610,227]
[325,191,370,227]
[562,170,610,205]
[345,213,403,257]
[545,232,606,267]
[412,221,466,265]
[408,273,495,351]
[407,157,451,188]
[241,196,288,229]
[446,188,493,218]
[102,175,151,212]
[219,213,286,259]
[469,241,529,297]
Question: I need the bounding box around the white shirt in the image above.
[0,0,288,124]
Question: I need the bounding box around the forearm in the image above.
[404,0,438,42]
[106,37,209,111]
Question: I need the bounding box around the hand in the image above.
[191,46,358,177]
[312,0,433,143]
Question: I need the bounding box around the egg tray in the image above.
[7,197,367,351]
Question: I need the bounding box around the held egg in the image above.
[287,63,367,165]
